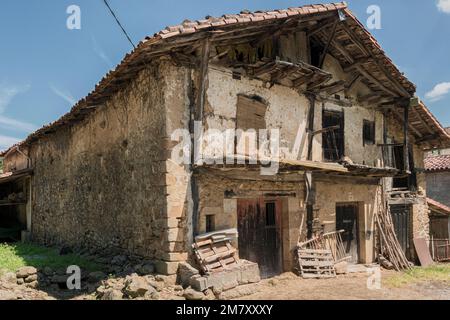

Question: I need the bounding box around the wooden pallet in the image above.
[193,235,239,273]
[297,248,336,279]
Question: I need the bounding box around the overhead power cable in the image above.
[102,0,136,49]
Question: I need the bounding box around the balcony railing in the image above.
[429,238,450,262]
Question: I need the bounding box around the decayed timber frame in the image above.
[2,2,450,158]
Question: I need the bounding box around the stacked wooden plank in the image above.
[297,248,336,279]
[192,229,239,273]
[375,185,411,271]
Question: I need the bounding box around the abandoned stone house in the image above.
[1,2,450,276]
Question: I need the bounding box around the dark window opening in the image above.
[310,39,324,67]
[205,215,215,233]
[322,110,344,162]
[265,202,276,226]
[363,120,375,145]
[392,145,417,190]
[306,205,314,239]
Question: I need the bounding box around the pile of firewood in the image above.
[375,187,411,271]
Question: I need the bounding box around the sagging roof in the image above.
[424,154,450,172]
[427,197,450,216]
[197,156,399,178]
[1,2,449,156]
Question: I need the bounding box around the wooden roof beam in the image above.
[339,22,412,97]
[390,108,423,139]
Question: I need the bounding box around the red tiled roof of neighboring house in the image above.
[427,197,450,216]
[424,154,450,171]
[1,2,449,156]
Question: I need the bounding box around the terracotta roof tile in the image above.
[427,197,450,215]
[425,154,450,171]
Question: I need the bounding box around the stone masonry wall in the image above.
[28,60,174,266]
[426,171,450,207]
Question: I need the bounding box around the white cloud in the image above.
[0,84,30,113]
[0,115,37,132]
[92,36,113,68]
[0,134,20,150]
[425,82,450,102]
[50,84,76,105]
[0,83,36,134]
[437,0,450,13]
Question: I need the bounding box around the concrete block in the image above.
[161,252,188,262]
[206,269,240,291]
[239,261,261,284]
[189,275,208,292]
[155,261,179,275]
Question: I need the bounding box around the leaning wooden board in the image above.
[297,248,336,279]
[413,238,434,267]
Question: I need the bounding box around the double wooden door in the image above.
[237,198,282,278]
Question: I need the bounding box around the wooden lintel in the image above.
[312,125,340,136]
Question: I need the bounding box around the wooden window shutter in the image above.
[236,95,267,131]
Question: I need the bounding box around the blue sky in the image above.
[1,0,450,149]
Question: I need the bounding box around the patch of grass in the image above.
[0,242,102,274]
[384,264,450,288]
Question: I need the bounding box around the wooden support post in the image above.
[403,103,410,173]
[306,94,316,161]
[305,171,316,240]
[318,20,338,69]
[195,39,211,121]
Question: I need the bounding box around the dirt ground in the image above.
[240,271,450,300]
[1,266,449,300]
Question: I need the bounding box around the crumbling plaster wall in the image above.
[315,179,379,263]
[205,55,387,166]
[205,67,318,161]
[28,60,188,271]
[195,173,305,271]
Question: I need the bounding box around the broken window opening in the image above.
[265,202,276,226]
[309,38,325,68]
[205,215,215,233]
[235,94,268,158]
[363,120,375,146]
[322,110,344,162]
[392,145,417,190]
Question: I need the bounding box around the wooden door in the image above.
[237,198,282,278]
[336,204,359,264]
[390,204,412,259]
